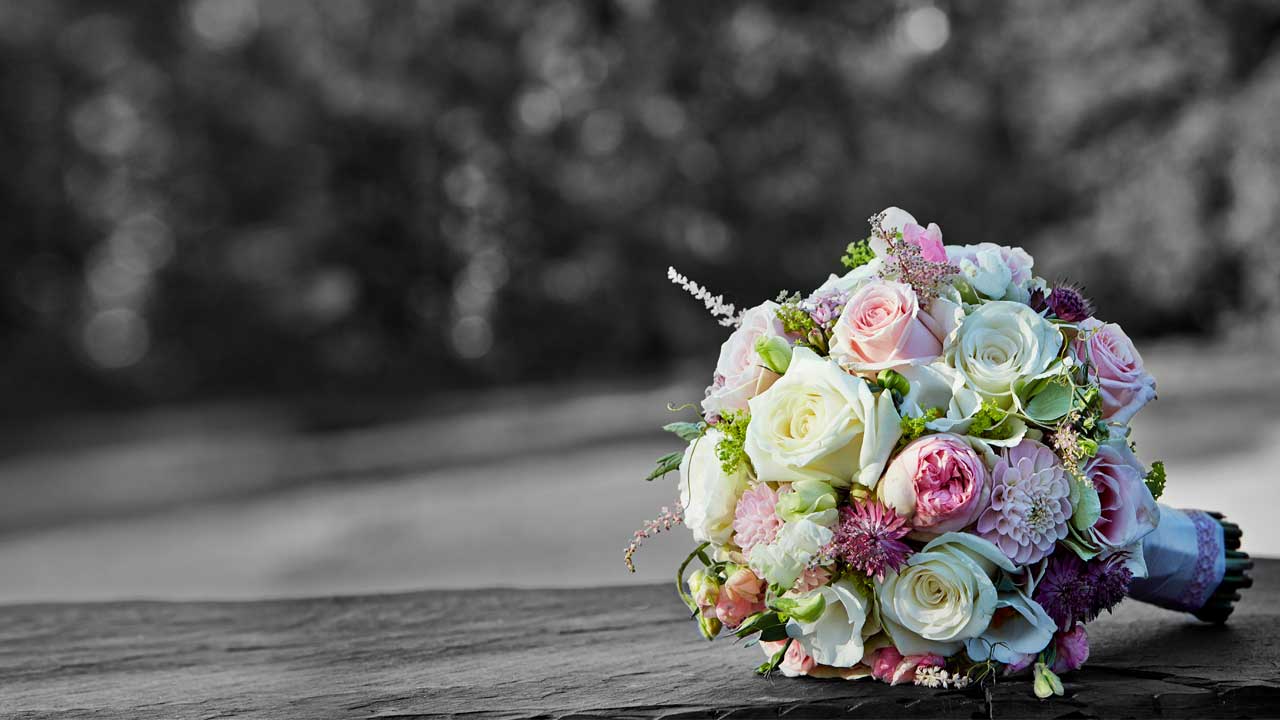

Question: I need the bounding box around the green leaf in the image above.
[663,422,705,443]
[1145,461,1167,501]
[1061,526,1101,560]
[646,451,684,481]
[734,611,788,642]
[1024,381,1073,422]
[1071,482,1101,532]
[755,638,794,676]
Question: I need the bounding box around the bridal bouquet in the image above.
[626,208,1248,697]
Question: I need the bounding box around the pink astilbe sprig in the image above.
[827,500,913,581]
[624,502,684,573]
[870,211,959,302]
[667,266,742,327]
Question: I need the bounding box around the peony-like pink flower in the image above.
[760,639,818,678]
[1073,318,1156,425]
[1051,624,1089,674]
[976,440,1072,565]
[702,302,791,417]
[829,279,948,373]
[715,566,766,629]
[903,222,948,263]
[877,434,990,536]
[732,484,783,552]
[869,646,946,686]
[1085,444,1159,551]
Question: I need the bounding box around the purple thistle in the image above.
[828,500,913,582]
[1047,286,1094,322]
[1033,550,1132,631]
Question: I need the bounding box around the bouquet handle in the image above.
[1127,504,1253,623]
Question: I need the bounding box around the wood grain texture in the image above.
[1,560,1277,719]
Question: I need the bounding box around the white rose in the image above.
[877,533,1014,656]
[678,429,751,546]
[946,243,1035,301]
[747,517,833,589]
[898,362,1027,447]
[745,347,901,489]
[786,580,880,667]
[946,301,1063,409]
[701,302,790,417]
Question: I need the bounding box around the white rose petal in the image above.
[678,429,751,547]
[786,580,880,667]
[946,301,1063,409]
[745,347,901,489]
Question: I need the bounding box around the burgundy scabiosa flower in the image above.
[828,500,913,581]
[1047,285,1093,322]
[1033,550,1133,631]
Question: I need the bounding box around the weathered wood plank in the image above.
[1,560,1277,719]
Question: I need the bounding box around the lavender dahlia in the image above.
[828,500,912,581]
[976,440,1072,565]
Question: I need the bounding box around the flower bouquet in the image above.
[626,208,1252,697]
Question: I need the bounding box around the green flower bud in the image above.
[687,568,720,610]
[698,613,722,640]
[876,369,911,398]
[755,335,793,375]
[775,479,838,524]
[770,592,827,624]
[1033,662,1064,699]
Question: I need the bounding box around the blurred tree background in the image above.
[1,0,1279,421]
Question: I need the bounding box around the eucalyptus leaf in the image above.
[1071,482,1101,532]
[1024,381,1072,422]
[646,451,684,481]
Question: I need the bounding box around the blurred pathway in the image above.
[0,342,1274,603]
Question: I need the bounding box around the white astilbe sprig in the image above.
[914,666,971,690]
[667,266,742,327]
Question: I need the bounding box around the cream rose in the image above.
[786,579,880,667]
[701,302,790,417]
[679,429,752,546]
[946,301,1063,409]
[877,533,1015,656]
[745,347,902,489]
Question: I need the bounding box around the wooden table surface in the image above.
[2,560,1276,719]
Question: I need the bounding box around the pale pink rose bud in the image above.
[830,279,947,373]
[702,302,791,417]
[877,433,990,536]
[1073,318,1156,424]
[760,639,817,677]
[1051,624,1090,674]
[715,566,766,629]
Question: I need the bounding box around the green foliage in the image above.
[841,238,876,270]
[646,451,683,481]
[1145,461,1167,501]
[715,412,751,474]
[876,369,911,399]
[900,408,942,445]
[663,421,706,442]
[969,402,1017,440]
[1024,378,1073,422]
[774,292,819,337]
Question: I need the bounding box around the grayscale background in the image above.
[1,0,1277,603]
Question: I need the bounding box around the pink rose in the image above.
[760,639,817,678]
[869,646,946,685]
[1084,443,1159,550]
[715,567,766,629]
[1051,624,1089,673]
[830,279,948,373]
[702,302,790,417]
[1074,318,1156,424]
[877,433,990,536]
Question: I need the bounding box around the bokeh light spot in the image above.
[83,308,150,369]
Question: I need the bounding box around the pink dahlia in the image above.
[828,500,912,581]
[733,483,783,552]
[976,440,1071,564]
